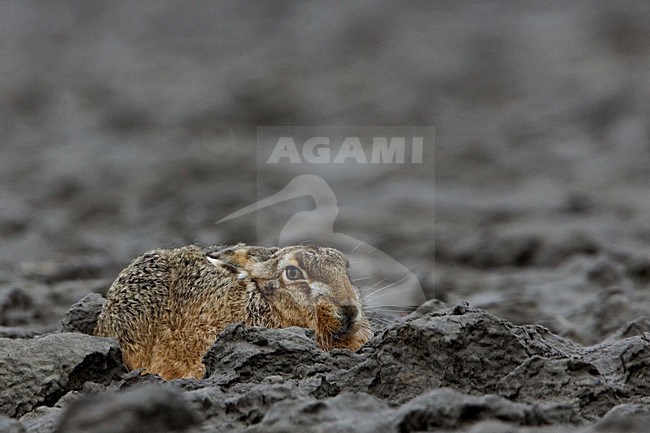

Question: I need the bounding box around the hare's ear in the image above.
[245,246,279,262]
[206,244,252,271]
[206,244,278,275]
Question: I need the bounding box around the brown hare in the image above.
[95,243,372,379]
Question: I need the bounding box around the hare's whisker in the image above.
[368,317,394,326]
[370,321,396,330]
[365,277,390,291]
[366,304,419,309]
[351,240,366,253]
[366,307,417,313]
[365,290,412,305]
[363,275,410,299]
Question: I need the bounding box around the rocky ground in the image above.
[2,1,650,432]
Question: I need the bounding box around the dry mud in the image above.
[1,1,650,432]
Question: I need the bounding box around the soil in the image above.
[1,1,650,432]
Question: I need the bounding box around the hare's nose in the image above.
[339,305,359,333]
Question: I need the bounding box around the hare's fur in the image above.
[95,244,372,379]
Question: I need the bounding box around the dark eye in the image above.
[285,266,305,280]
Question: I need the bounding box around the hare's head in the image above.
[207,244,372,351]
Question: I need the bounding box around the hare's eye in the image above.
[285,266,305,280]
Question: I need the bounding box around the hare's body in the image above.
[95,244,371,379]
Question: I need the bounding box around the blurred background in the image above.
[1,1,649,340]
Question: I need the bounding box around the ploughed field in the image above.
[2,1,650,432]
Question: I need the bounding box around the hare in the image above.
[95,243,372,379]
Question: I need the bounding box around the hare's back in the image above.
[96,250,174,339]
